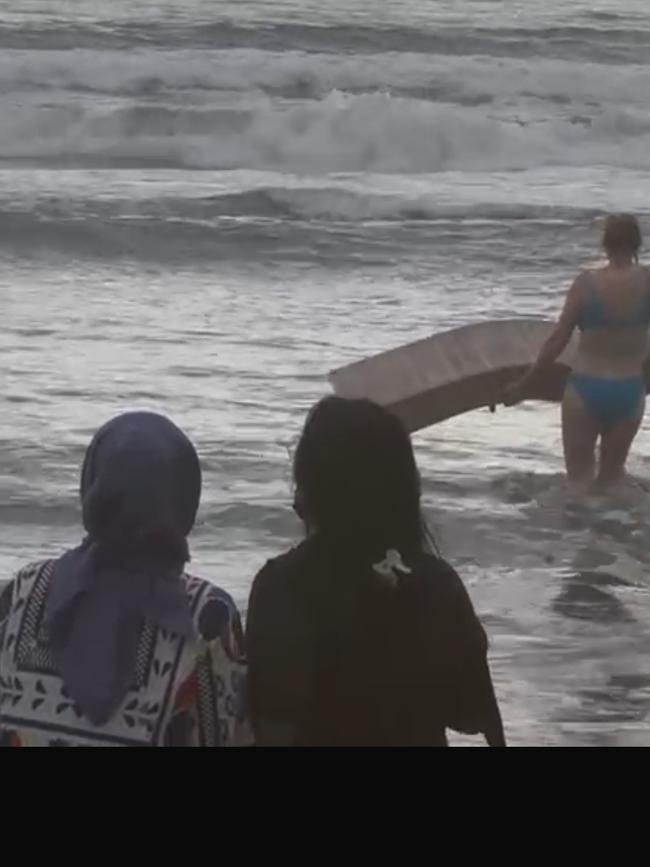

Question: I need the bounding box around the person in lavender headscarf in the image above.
[0,411,249,747]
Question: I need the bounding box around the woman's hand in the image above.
[502,379,526,406]
[501,277,581,410]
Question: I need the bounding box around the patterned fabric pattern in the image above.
[0,561,249,747]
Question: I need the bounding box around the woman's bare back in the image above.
[574,264,650,377]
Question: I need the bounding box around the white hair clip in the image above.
[372,549,412,588]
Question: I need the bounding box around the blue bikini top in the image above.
[578,275,650,331]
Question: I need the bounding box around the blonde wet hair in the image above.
[602,213,642,261]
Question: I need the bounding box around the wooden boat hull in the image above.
[329,319,650,432]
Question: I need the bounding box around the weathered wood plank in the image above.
[329,318,632,431]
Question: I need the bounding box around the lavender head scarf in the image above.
[43,412,201,725]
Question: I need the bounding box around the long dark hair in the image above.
[290,397,441,745]
[293,396,434,562]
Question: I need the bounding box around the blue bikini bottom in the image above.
[569,373,645,428]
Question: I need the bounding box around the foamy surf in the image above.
[3,90,650,173]
[2,0,650,746]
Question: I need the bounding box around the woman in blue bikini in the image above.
[505,214,650,490]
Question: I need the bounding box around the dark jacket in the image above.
[247,538,504,747]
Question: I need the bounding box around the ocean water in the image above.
[2,0,650,745]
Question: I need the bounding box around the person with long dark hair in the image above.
[247,396,504,747]
[0,412,248,746]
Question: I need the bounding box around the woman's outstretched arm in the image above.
[503,274,584,405]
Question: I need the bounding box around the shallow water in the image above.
[2,0,650,745]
